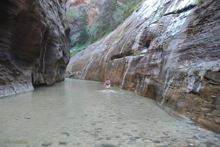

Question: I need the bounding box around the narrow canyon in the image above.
[0,0,219,146]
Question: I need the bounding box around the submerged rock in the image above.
[0,0,70,97]
[67,0,220,132]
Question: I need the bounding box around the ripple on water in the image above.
[99,90,117,93]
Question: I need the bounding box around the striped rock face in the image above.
[0,0,70,97]
[67,0,220,132]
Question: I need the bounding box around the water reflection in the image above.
[0,79,219,147]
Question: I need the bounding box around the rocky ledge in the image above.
[67,0,220,132]
[0,0,70,97]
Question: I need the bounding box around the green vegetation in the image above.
[65,9,79,22]
[66,0,143,57]
[159,11,164,18]
[122,0,145,17]
[76,7,90,46]
[196,0,204,5]
[174,9,181,13]
[70,43,89,57]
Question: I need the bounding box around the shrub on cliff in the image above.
[197,0,204,5]
[67,0,143,57]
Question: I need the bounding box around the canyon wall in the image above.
[67,0,220,132]
[0,0,70,97]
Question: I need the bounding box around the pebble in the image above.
[171,138,177,141]
[101,144,116,147]
[106,137,111,140]
[90,133,99,138]
[127,141,135,145]
[95,137,104,141]
[187,143,195,147]
[24,117,31,119]
[41,142,52,146]
[203,141,216,146]
[192,136,198,139]
[59,141,67,145]
[153,140,161,143]
[122,132,132,136]
[130,137,137,141]
[95,128,102,131]
[61,132,70,136]
[198,134,206,139]
[77,143,82,145]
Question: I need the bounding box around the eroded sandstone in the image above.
[0,0,70,97]
[67,0,220,132]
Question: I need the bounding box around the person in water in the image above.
[104,79,111,90]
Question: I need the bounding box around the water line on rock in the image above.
[121,57,133,88]
[161,69,174,106]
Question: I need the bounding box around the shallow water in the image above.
[0,79,219,147]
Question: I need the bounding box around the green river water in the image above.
[0,79,219,147]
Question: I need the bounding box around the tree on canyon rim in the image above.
[75,6,89,46]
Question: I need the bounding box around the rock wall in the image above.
[0,0,70,97]
[67,0,220,132]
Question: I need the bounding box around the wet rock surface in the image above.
[0,79,219,147]
[0,0,70,97]
[67,0,220,132]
